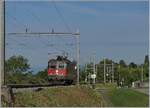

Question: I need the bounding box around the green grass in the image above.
[10,85,103,107]
[109,88,149,107]
[95,83,117,89]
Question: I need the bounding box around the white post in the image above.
[0,0,4,85]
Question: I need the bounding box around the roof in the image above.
[48,56,71,64]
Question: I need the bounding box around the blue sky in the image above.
[5,1,149,72]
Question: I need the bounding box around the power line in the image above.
[7,11,27,31]
[8,2,46,33]
[6,37,26,47]
[53,1,72,33]
[6,36,49,50]
[21,3,50,30]
[8,2,75,49]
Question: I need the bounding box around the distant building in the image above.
[132,80,149,88]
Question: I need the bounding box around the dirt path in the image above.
[97,89,113,107]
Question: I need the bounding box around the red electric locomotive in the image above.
[48,56,77,85]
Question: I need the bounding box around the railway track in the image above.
[12,84,75,93]
[7,83,63,88]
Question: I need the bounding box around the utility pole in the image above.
[8,29,80,85]
[118,64,121,86]
[95,64,97,82]
[141,65,144,82]
[112,62,114,83]
[76,30,80,85]
[0,0,4,85]
[85,63,87,83]
[104,58,106,83]
[93,53,96,84]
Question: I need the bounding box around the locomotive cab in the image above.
[48,56,77,84]
[48,61,67,76]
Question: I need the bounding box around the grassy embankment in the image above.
[2,83,149,107]
[95,83,149,107]
[3,85,104,107]
[109,88,149,107]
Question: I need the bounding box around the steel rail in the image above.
[6,83,66,88]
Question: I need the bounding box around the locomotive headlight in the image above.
[56,70,58,73]
[75,66,77,70]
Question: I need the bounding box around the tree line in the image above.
[5,55,149,87]
[80,55,149,87]
[5,55,48,84]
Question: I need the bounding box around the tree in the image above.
[5,55,30,84]
[119,60,127,67]
[144,55,149,79]
[79,66,87,83]
[35,68,49,84]
[129,62,137,68]
[144,55,149,65]
[79,63,94,83]
[5,55,30,74]
[97,58,116,83]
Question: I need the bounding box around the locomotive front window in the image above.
[59,65,64,69]
[58,62,66,69]
[50,65,56,69]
